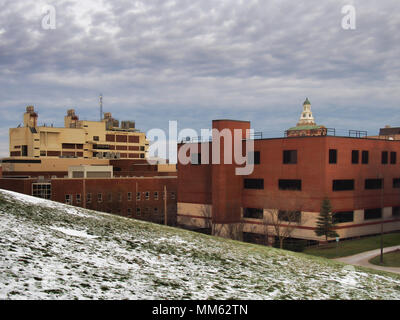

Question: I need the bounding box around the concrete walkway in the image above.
[334,245,400,275]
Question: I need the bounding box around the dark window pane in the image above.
[243,208,263,219]
[329,149,337,164]
[278,210,301,223]
[244,179,264,189]
[332,180,354,191]
[365,179,383,190]
[283,150,297,164]
[391,152,397,164]
[393,178,400,188]
[333,211,354,223]
[351,150,359,164]
[279,179,302,191]
[364,208,382,220]
[248,151,260,165]
[382,151,388,164]
[362,151,369,164]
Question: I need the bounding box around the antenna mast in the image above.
[99,94,103,121]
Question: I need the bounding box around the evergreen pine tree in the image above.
[315,197,339,241]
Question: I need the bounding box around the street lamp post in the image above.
[380,173,384,264]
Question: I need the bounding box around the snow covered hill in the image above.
[0,189,399,300]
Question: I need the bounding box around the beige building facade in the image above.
[9,106,149,161]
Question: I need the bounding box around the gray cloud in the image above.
[0,0,399,156]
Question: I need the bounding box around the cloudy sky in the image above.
[0,0,399,157]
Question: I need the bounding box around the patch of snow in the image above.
[49,226,99,239]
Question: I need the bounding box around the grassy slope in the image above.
[0,189,399,300]
[304,233,400,259]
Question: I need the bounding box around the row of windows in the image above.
[330,149,397,165]
[332,178,400,191]
[192,149,400,166]
[243,208,301,222]
[243,207,400,223]
[66,192,175,204]
[244,178,400,191]
[244,179,302,191]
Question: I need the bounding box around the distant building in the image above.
[9,106,148,160]
[286,98,327,137]
[0,106,178,226]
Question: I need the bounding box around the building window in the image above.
[278,179,302,191]
[144,207,150,214]
[154,207,159,214]
[393,178,400,188]
[107,193,112,202]
[127,208,132,217]
[333,211,354,223]
[243,208,263,219]
[32,183,51,199]
[76,194,81,204]
[244,179,264,190]
[65,194,72,205]
[127,192,132,201]
[98,193,103,203]
[21,145,28,157]
[136,207,141,216]
[332,180,354,191]
[351,150,359,164]
[154,192,159,200]
[93,136,99,141]
[170,192,176,200]
[391,152,397,164]
[382,151,388,164]
[87,193,92,203]
[191,153,201,165]
[365,179,383,190]
[136,192,141,201]
[278,210,301,223]
[329,149,337,164]
[362,151,369,164]
[118,192,122,202]
[248,151,260,165]
[283,150,297,164]
[393,207,400,218]
[364,208,382,220]
[145,192,150,200]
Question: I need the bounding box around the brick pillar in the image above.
[211,120,250,237]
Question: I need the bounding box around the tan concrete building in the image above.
[3,106,155,176]
[9,106,149,160]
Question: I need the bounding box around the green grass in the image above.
[304,233,400,259]
[369,250,400,267]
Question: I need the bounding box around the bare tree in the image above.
[264,208,304,249]
[200,203,244,240]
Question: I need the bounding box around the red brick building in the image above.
[0,160,178,225]
[177,119,400,244]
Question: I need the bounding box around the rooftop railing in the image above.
[180,128,369,143]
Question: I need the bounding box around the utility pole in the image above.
[380,173,384,264]
[164,185,167,226]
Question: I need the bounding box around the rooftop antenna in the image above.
[99,93,103,121]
